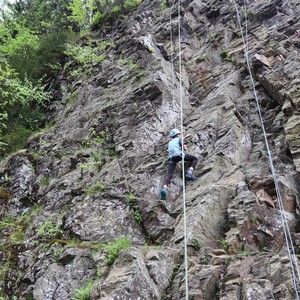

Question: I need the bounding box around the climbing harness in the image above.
[231,0,300,297]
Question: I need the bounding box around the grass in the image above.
[86,181,105,196]
[72,281,94,300]
[104,237,131,266]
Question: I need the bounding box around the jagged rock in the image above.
[6,153,37,215]
[33,248,96,300]
[1,0,300,299]
[91,247,179,299]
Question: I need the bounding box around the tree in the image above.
[9,0,73,34]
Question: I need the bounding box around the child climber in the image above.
[160,128,198,200]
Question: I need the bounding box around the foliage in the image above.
[9,0,73,34]
[0,61,49,156]
[36,220,63,241]
[86,181,105,195]
[219,238,229,251]
[72,281,94,300]
[92,0,143,25]
[2,125,34,155]
[37,30,76,78]
[40,176,52,186]
[220,49,232,62]
[0,187,11,202]
[68,0,94,29]
[0,24,40,80]
[65,43,105,65]
[126,193,142,223]
[240,250,255,255]
[104,237,131,265]
[0,205,42,244]
[200,255,209,265]
[190,238,201,250]
[161,0,168,10]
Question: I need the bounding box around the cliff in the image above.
[1,0,300,299]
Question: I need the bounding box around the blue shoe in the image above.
[185,171,197,181]
[160,188,167,200]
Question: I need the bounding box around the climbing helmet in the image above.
[169,128,180,138]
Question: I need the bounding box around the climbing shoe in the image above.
[160,188,167,201]
[185,171,197,181]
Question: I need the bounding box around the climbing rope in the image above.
[169,0,176,88]
[231,0,300,297]
[169,0,190,298]
[177,0,189,299]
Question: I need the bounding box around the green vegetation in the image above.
[240,250,255,255]
[161,0,168,10]
[40,176,52,186]
[104,237,131,265]
[190,237,201,250]
[118,58,140,73]
[200,255,209,265]
[219,238,229,251]
[81,128,108,148]
[36,220,63,241]
[72,281,94,300]
[0,0,143,158]
[0,187,11,202]
[86,181,105,195]
[0,205,42,244]
[70,238,132,298]
[64,43,105,66]
[92,0,143,25]
[127,193,142,223]
[220,49,233,62]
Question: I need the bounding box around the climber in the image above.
[160,128,198,200]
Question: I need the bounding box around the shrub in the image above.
[36,220,63,241]
[104,237,131,265]
[72,281,94,300]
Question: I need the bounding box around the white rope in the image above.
[169,0,176,87]
[177,1,189,299]
[231,0,300,296]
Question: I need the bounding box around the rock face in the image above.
[1,0,300,299]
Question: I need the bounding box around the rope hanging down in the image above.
[177,0,189,298]
[231,0,300,297]
[178,0,189,300]
[169,0,190,298]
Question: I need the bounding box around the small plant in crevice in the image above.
[243,10,251,18]
[0,187,11,202]
[190,237,201,250]
[72,281,94,300]
[0,204,42,244]
[40,175,52,186]
[126,193,142,223]
[209,32,217,40]
[36,219,63,241]
[220,49,233,62]
[161,0,168,10]
[200,255,209,265]
[86,181,105,196]
[239,250,255,256]
[219,238,229,251]
[103,237,131,266]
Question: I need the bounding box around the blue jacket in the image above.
[168,137,184,158]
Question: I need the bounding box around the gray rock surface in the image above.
[1,0,300,299]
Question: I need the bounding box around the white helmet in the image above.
[169,128,180,137]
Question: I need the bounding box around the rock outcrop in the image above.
[1,0,300,299]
